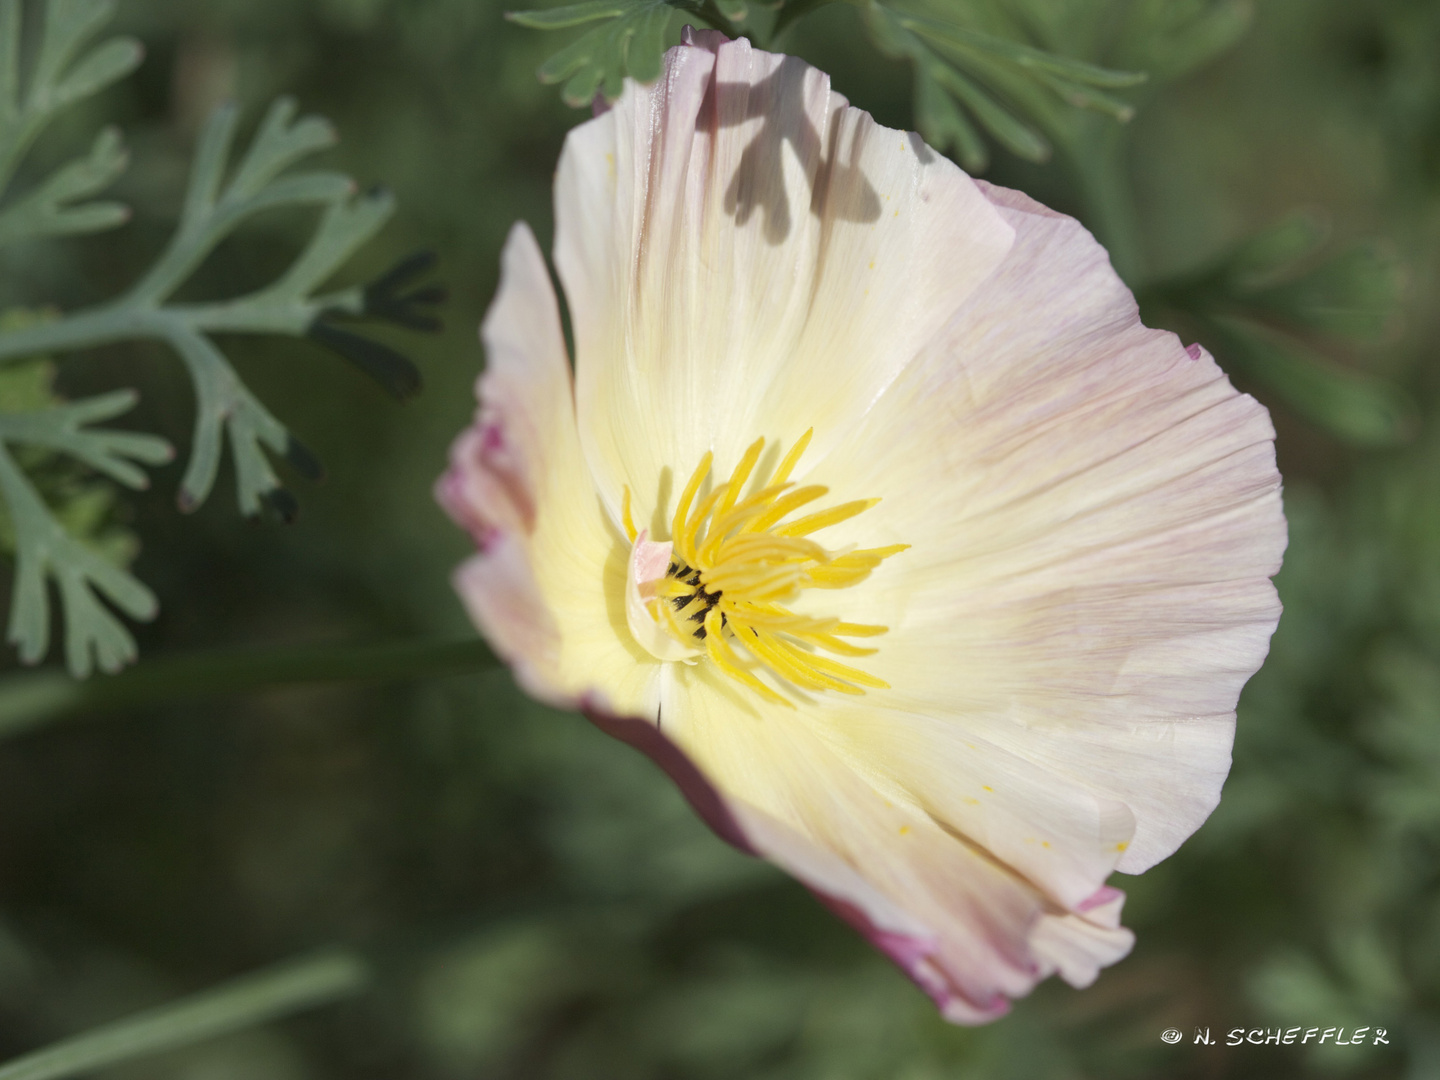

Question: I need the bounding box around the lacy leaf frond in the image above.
[507,0,739,106]
[0,0,442,676]
[0,344,170,678]
[0,0,142,246]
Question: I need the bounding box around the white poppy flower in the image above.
[437,29,1286,1023]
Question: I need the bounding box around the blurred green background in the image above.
[0,0,1436,1077]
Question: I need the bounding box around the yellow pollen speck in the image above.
[982,785,994,793]
[1116,841,1128,851]
[962,797,979,805]
[644,428,907,703]
[899,825,911,836]
[1042,841,1051,849]
[868,259,875,270]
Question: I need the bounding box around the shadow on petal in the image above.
[702,54,883,245]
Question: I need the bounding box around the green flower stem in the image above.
[0,636,499,739]
[0,949,369,1080]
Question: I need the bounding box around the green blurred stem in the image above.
[0,950,369,1080]
[0,636,498,739]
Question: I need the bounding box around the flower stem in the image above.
[0,636,499,739]
[0,949,368,1080]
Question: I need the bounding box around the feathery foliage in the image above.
[0,0,438,676]
[1143,213,1412,446]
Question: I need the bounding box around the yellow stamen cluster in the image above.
[625,430,907,704]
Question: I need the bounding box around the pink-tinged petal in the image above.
[624,531,702,663]
[806,704,1137,910]
[452,543,566,709]
[552,33,1015,524]
[815,894,1009,1024]
[1077,884,1126,919]
[437,222,572,545]
[679,24,728,50]
[803,175,1284,893]
[438,223,659,715]
[1030,885,1135,989]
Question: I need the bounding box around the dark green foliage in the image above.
[511,0,1151,167]
[1143,213,1414,446]
[509,0,692,105]
[865,1,1145,170]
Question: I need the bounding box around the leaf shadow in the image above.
[702,57,883,245]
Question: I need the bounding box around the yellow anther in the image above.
[621,485,638,542]
[746,485,829,535]
[807,545,910,588]
[775,498,880,538]
[705,608,789,706]
[717,436,765,519]
[831,622,887,637]
[672,449,713,552]
[771,428,813,487]
[810,634,879,657]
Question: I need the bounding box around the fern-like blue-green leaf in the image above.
[510,0,720,106]
[0,0,141,237]
[865,1,1143,168]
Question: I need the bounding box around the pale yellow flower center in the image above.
[623,429,907,705]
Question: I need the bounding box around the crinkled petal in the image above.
[553,31,1015,529]
[1030,885,1134,990]
[803,703,1137,910]
[804,180,1284,883]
